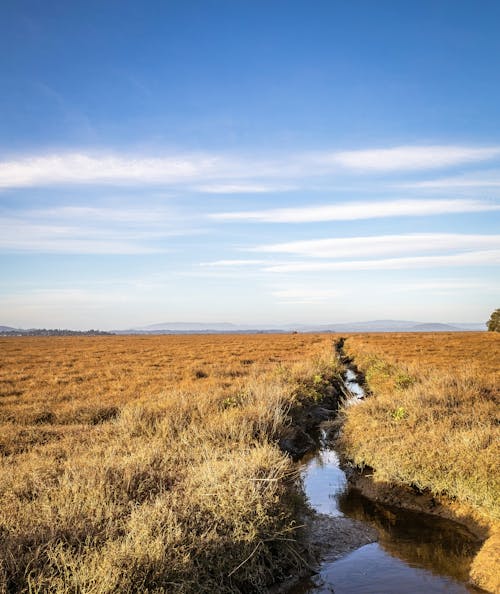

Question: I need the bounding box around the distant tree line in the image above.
[0,329,115,336]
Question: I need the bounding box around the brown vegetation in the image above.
[0,333,338,593]
[339,332,500,592]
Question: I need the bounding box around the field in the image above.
[2,331,498,593]
[340,331,500,592]
[0,333,338,593]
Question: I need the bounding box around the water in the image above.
[291,543,481,594]
[344,368,365,400]
[287,370,482,594]
[300,448,347,517]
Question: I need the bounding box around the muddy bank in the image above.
[344,469,490,540]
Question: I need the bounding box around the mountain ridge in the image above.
[1,320,486,335]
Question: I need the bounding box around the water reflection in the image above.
[301,449,348,517]
[338,488,481,584]
[344,369,365,400]
[292,444,482,594]
[289,542,482,594]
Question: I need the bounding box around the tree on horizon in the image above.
[487,309,500,332]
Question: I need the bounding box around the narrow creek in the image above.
[285,362,484,594]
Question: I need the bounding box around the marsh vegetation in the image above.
[0,331,498,593]
[0,334,339,593]
[340,332,499,593]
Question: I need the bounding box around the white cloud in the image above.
[0,153,227,188]
[252,233,500,259]
[263,249,500,272]
[34,206,174,223]
[211,199,500,223]
[402,170,500,189]
[328,145,500,172]
[0,205,203,254]
[1,144,499,189]
[0,223,163,254]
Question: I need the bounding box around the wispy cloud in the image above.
[402,170,500,189]
[327,145,500,172]
[1,144,499,189]
[252,233,500,259]
[263,249,500,272]
[0,153,226,188]
[0,205,204,254]
[211,198,500,223]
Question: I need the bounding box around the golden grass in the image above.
[340,332,500,592]
[0,334,338,593]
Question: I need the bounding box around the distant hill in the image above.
[1,320,486,336]
[289,320,482,333]
[409,323,461,332]
[116,319,486,334]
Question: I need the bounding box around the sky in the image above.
[1,0,499,330]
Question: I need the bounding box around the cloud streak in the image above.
[0,153,226,188]
[211,199,500,223]
[252,233,500,259]
[327,145,500,171]
[263,249,500,272]
[402,170,500,189]
[0,205,204,254]
[1,144,499,188]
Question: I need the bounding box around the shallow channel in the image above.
[286,369,483,594]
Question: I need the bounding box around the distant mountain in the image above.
[449,322,486,331]
[310,320,484,333]
[116,319,486,334]
[410,323,461,332]
[1,320,486,336]
[301,320,419,333]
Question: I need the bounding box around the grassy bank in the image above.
[0,334,339,593]
[339,332,499,592]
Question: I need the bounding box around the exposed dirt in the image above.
[306,512,378,561]
[270,512,378,593]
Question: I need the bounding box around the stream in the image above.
[285,366,483,594]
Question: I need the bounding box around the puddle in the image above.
[285,367,482,594]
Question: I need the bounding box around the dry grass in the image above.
[340,332,500,592]
[0,333,338,593]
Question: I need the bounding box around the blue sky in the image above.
[1,0,499,329]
